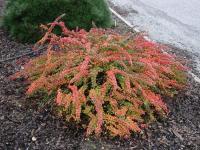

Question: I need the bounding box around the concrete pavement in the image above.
[110,0,200,73]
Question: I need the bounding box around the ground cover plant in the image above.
[11,17,187,138]
[3,0,112,43]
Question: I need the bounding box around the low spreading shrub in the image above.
[12,17,187,137]
[3,0,112,43]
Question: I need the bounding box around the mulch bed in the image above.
[0,1,200,149]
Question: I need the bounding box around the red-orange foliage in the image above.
[12,17,187,137]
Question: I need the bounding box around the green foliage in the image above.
[26,88,56,109]
[11,18,187,137]
[3,0,112,43]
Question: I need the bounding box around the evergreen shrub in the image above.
[3,0,112,42]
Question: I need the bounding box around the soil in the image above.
[0,1,200,150]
